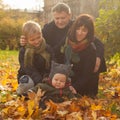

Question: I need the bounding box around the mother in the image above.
[65,14,106,97]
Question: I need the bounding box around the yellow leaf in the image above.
[92,110,97,120]
[43,100,57,114]
[91,104,102,111]
[2,107,9,114]
[69,101,80,112]
[57,110,68,117]
[27,100,35,117]
[17,106,26,116]
[66,112,82,120]
[28,91,36,100]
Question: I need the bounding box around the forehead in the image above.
[54,73,66,78]
[77,25,87,29]
[53,11,70,17]
[27,32,41,39]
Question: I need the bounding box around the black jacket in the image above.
[17,45,53,85]
[42,20,73,63]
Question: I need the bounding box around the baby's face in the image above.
[52,73,66,89]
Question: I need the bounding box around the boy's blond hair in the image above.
[22,20,41,39]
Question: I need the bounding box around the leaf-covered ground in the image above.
[0,50,120,120]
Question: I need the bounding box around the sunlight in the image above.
[3,0,44,10]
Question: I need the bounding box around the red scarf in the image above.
[68,39,89,52]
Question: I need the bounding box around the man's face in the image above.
[53,11,71,29]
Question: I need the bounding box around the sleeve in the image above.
[46,44,55,62]
[30,83,56,94]
[23,50,43,85]
[24,65,43,85]
[94,37,104,58]
[63,88,75,99]
[17,47,25,82]
[30,83,46,93]
[42,24,49,44]
[94,37,107,73]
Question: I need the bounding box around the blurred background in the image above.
[0,0,120,58]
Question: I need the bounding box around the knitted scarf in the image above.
[68,39,89,52]
[65,39,89,64]
[24,38,50,69]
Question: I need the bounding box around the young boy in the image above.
[17,20,53,95]
[28,61,76,109]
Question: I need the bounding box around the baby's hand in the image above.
[69,86,77,94]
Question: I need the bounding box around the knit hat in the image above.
[49,61,72,80]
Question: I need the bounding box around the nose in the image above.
[58,19,62,24]
[56,81,60,84]
[34,39,40,46]
[77,30,82,35]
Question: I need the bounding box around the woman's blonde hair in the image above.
[22,20,41,39]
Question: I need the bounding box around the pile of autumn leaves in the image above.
[0,52,120,120]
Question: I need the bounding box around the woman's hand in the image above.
[69,86,77,94]
[94,57,101,73]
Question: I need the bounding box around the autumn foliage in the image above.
[0,51,120,120]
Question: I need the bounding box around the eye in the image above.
[54,78,58,81]
[60,80,66,83]
[82,28,88,32]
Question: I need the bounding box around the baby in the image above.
[28,61,76,109]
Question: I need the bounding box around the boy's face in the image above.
[52,73,66,89]
[27,32,42,47]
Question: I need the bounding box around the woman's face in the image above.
[76,26,88,42]
[27,32,42,47]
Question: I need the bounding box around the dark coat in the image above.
[42,20,73,63]
[17,45,53,85]
[65,43,99,97]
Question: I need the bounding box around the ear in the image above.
[67,64,72,73]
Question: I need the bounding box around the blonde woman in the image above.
[17,20,53,95]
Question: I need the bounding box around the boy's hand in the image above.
[20,35,27,46]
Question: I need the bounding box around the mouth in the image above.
[55,85,60,88]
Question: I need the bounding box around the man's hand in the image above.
[94,57,101,73]
[20,35,27,46]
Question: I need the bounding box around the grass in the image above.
[0,50,18,58]
[0,50,19,71]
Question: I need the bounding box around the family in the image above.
[16,2,106,109]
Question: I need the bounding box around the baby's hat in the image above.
[49,61,72,80]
